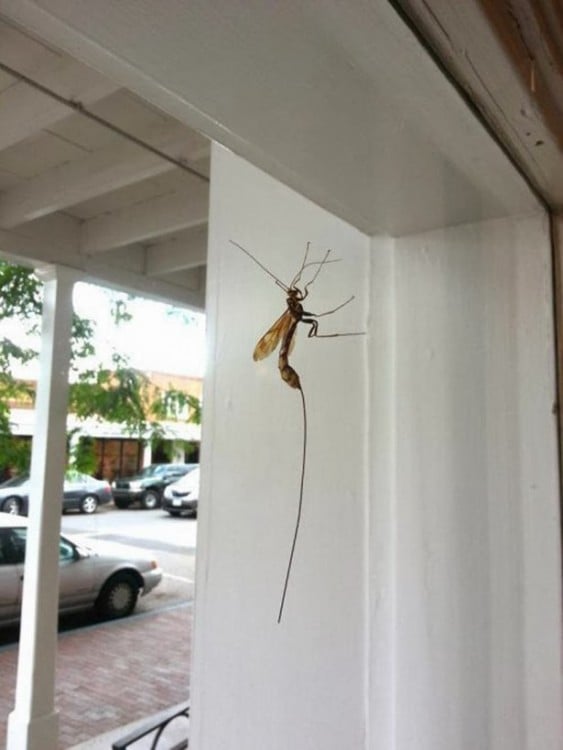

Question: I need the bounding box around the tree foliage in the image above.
[0,261,201,475]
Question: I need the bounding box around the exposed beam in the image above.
[78,254,206,311]
[0,55,119,151]
[156,266,204,290]
[0,17,61,75]
[144,225,207,276]
[0,223,205,310]
[0,213,80,260]
[81,184,209,254]
[0,124,210,228]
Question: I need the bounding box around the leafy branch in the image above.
[0,261,202,476]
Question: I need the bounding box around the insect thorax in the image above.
[287,290,304,316]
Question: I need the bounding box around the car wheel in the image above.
[95,573,139,619]
[114,498,131,509]
[80,494,98,514]
[141,489,160,510]
[2,497,21,515]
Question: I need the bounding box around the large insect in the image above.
[231,239,363,622]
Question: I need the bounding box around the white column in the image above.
[7,266,76,750]
[142,441,152,467]
[190,145,368,750]
[171,440,185,463]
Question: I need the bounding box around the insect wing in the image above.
[253,311,293,361]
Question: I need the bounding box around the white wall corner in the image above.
[366,234,397,750]
[378,211,562,750]
[191,144,370,750]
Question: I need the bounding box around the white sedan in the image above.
[0,514,162,627]
[162,467,200,517]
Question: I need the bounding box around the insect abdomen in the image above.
[278,357,301,389]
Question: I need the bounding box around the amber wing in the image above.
[253,311,294,361]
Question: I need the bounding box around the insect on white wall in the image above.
[231,239,364,622]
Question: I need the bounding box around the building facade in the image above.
[4,371,202,480]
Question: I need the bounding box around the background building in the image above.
[3,371,202,480]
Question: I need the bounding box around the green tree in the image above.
[0,261,201,476]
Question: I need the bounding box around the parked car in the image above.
[0,514,162,626]
[112,463,198,509]
[0,471,113,516]
[162,467,200,517]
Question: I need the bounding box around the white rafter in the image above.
[0,213,80,260]
[144,225,208,276]
[81,185,209,255]
[0,222,205,310]
[0,123,209,228]
[0,16,210,309]
[0,56,119,152]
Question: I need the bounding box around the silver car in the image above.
[0,514,162,626]
[0,471,113,516]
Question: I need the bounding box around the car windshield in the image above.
[0,473,29,488]
[137,465,168,478]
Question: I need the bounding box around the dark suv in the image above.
[111,464,197,510]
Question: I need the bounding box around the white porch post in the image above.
[7,265,76,750]
[171,440,184,463]
[142,441,152,467]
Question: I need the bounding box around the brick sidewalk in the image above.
[0,603,192,750]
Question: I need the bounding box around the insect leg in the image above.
[300,294,355,328]
[301,316,365,339]
[305,295,355,318]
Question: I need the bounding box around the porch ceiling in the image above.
[0,18,210,310]
[0,1,561,312]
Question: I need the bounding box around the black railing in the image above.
[111,702,189,750]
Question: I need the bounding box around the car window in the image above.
[138,465,158,478]
[65,470,82,482]
[6,529,75,563]
[0,473,29,489]
[0,529,15,565]
[8,529,26,565]
[59,538,75,562]
[169,465,194,477]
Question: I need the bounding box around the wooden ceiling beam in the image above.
[0,124,209,228]
[81,183,209,254]
[0,55,119,151]
[144,225,207,276]
[0,223,205,310]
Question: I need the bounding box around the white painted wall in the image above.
[191,145,369,750]
[368,213,563,750]
[194,149,562,750]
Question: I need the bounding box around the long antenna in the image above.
[229,240,289,291]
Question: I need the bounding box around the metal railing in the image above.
[111,702,189,750]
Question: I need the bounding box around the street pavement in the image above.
[0,602,193,749]
[0,507,195,749]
